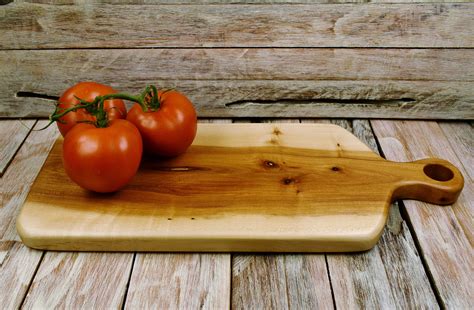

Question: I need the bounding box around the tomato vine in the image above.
[42,85,167,130]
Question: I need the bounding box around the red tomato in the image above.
[57,82,127,137]
[126,90,197,157]
[62,119,143,193]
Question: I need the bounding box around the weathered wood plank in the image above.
[22,252,133,309]
[2,49,472,82]
[302,119,438,309]
[123,118,231,309]
[439,122,473,179]
[232,254,334,309]
[1,3,472,48]
[5,80,473,120]
[0,241,43,310]
[0,121,58,240]
[1,49,472,119]
[125,253,231,309]
[0,120,36,176]
[0,120,58,309]
[371,120,473,309]
[231,119,334,310]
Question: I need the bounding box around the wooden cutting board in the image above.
[17,123,464,252]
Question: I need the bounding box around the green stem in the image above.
[35,100,97,131]
[53,101,96,122]
[100,93,143,103]
[96,87,160,112]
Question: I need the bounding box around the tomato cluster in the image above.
[55,82,197,193]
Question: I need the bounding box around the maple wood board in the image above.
[16,124,463,252]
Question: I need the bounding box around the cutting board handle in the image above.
[393,158,464,205]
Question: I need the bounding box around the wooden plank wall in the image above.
[0,1,472,119]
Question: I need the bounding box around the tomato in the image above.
[57,82,127,137]
[126,90,197,157]
[62,119,142,193]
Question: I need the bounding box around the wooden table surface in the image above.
[0,118,472,309]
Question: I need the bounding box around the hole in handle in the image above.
[423,164,454,182]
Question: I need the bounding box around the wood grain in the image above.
[372,120,474,309]
[231,119,334,310]
[1,49,473,119]
[0,120,58,309]
[2,49,471,82]
[307,119,439,309]
[125,253,230,309]
[0,120,36,176]
[21,252,133,309]
[1,121,58,240]
[0,241,43,310]
[17,123,463,252]
[439,122,473,180]
[233,254,334,309]
[1,3,472,49]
